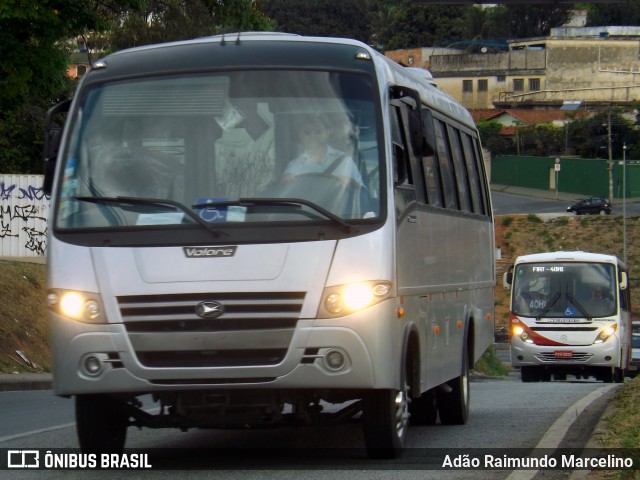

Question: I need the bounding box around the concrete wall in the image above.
[431,50,547,108]
[0,175,48,257]
[428,37,640,108]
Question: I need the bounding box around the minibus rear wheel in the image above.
[437,347,470,425]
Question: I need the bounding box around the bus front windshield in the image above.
[55,70,382,232]
[512,262,617,319]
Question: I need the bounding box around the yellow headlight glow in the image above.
[320,281,392,318]
[50,289,103,323]
[594,324,617,344]
[59,292,85,319]
[342,284,374,310]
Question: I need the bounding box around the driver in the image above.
[282,114,363,186]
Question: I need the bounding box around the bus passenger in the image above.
[282,114,363,186]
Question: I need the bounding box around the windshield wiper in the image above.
[75,196,228,237]
[192,197,353,233]
[566,292,592,320]
[536,292,561,320]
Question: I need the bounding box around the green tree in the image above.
[586,0,640,26]
[501,5,573,39]
[517,123,564,157]
[257,0,372,42]
[110,0,273,51]
[0,0,109,172]
[567,110,637,159]
[375,0,468,50]
[477,120,512,154]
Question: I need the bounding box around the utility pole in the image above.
[607,110,614,202]
[623,143,627,265]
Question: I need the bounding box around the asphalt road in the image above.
[0,376,620,479]
[491,189,640,216]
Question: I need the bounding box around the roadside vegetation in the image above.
[0,261,47,372]
[589,375,640,480]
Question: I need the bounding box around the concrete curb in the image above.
[0,373,53,392]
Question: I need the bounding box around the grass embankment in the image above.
[0,261,48,372]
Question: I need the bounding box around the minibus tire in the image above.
[437,348,470,425]
[521,366,539,382]
[76,394,127,453]
[363,387,408,459]
[362,361,409,459]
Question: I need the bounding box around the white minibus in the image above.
[44,32,495,457]
[504,251,631,382]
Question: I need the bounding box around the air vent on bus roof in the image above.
[405,67,436,85]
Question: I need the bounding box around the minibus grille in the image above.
[535,352,594,363]
[117,292,305,368]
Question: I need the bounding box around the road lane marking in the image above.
[0,423,76,444]
[506,383,618,480]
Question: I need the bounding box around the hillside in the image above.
[0,213,638,373]
[0,261,48,372]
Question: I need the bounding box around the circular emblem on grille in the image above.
[196,301,225,319]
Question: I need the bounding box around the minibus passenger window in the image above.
[433,119,458,210]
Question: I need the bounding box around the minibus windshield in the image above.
[55,70,382,231]
[512,262,617,319]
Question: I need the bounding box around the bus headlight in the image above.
[47,289,104,323]
[320,281,392,318]
[594,325,617,344]
[512,325,534,343]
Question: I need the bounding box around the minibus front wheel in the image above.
[362,365,409,459]
[76,394,128,453]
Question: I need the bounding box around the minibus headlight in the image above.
[594,325,617,344]
[320,281,392,318]
[47,289,104,323]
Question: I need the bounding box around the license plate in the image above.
[554,350,573,358]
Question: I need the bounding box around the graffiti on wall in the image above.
[0,176,49,256]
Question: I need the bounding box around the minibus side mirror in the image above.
[503,266,513,290]
[390,85,432,157]
[419,108,437,157]
[407,108,432,157]
[43,99,71,196]
[620,271,628,291]
[393,142,407,186]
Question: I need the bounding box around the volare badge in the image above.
[183,246,237,258]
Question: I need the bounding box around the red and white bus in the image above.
[504,251,631,383]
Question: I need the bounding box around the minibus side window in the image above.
[433,119,458,210]
[419,110,443,208]
[447,125,472,213]
[460,132,485,216]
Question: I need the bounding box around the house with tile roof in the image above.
[470,108,589,136]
